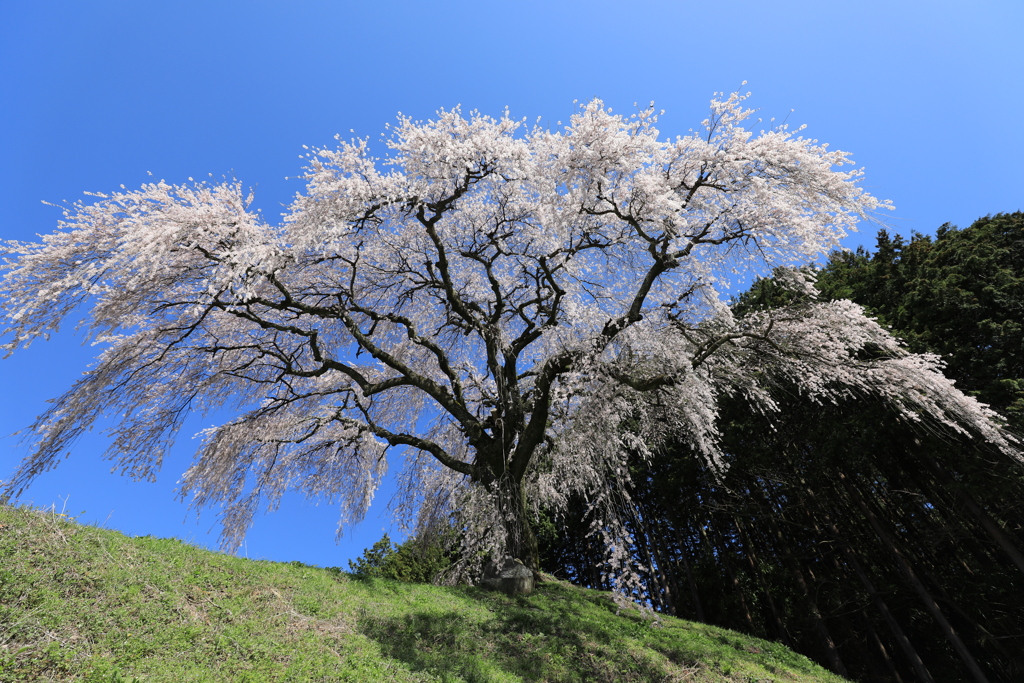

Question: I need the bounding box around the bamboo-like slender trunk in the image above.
[862,611,905,683]
[840,472,990,683]
[672,524,705,622]
[809,485,936,683]
[923,453,1024,576]
[734,516,791,645]
[705,523,756,633]
[760,486,848,677]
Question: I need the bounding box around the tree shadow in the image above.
[356,582,701,683]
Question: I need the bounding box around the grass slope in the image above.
[0,505,847,683]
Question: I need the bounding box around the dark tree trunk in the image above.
[765,532,842,669]
[819,502,936,683]
[759,484,849,677]
[476,435,541,579]
[845,541,935,683]
[496,474,540,572]
[923,453,1024,576]
[672,524,705,622]
[735,517,792,646]
[705,523,756,633]
[647,524,677,614]
[862,610,905,683]
[840,473,991,683]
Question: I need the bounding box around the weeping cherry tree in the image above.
[2,91,1016,593]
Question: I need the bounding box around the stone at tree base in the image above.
[480,557,535,596]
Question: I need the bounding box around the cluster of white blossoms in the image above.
[1,91,1016,595]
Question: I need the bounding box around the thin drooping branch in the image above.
[3,91,1015,598]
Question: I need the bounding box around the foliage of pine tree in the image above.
[346,531,456,584]
[819,213,1024,432]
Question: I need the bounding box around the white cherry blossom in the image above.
[2,92,1015,593]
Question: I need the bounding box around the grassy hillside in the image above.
[0,504,847,683]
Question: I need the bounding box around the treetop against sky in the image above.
[3,91,1017,591]
[2,1,1021,569]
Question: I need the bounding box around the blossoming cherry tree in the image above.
[2,92,1015,590]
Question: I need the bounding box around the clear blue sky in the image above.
[2,0,1022,569]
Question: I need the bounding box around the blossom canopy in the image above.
[2,91,1015,586]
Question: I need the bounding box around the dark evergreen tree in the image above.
[819,213,1024,432]
[538,213,1024,682]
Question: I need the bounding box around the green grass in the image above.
[0,504,848,682]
